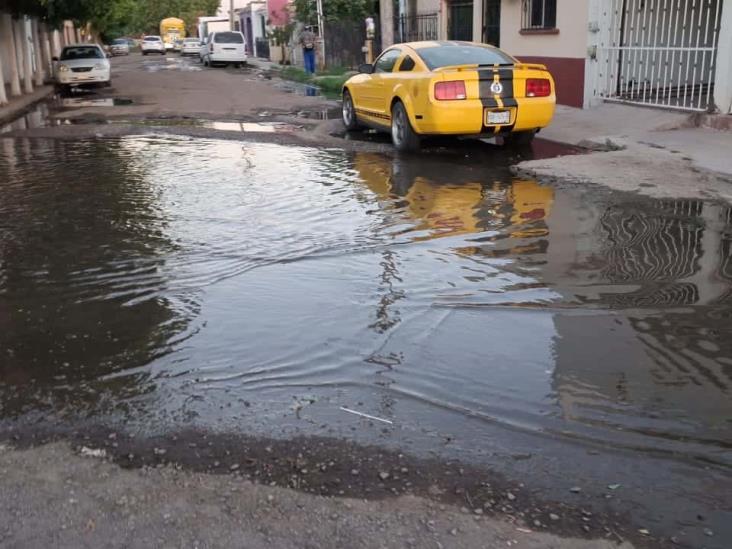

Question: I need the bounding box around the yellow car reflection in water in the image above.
[353,153,553,243]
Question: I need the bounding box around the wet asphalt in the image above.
[0,54,731,549]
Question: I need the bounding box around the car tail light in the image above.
[209,42,215,52]
[435,81,467,100]
[526,78,551,97]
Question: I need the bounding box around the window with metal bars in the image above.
[521,0,557,30]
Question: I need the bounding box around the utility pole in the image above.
[380,0,394,48]
[229,0,235,30]
[316,0,325,69]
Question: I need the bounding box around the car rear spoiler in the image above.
[437,62,549,72]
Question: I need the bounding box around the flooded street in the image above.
[1,133,730,546]
[1,135,729,450]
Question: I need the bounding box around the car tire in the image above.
[142,51,147,55]
[504,130,537,147]
[391,101,421,153]
[342,90,361,131]
[203,57,210,67]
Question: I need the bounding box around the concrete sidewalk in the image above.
[541,103,732,176]
[0,86,53,126]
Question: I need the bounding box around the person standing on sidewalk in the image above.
[299,26,317,75]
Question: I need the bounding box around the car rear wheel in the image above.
[342,90,361,131]
[391,101,420,153]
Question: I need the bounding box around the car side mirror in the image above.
[52,56,58,62]
[358,63,374,74]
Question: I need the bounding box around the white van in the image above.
[201,31,247,67]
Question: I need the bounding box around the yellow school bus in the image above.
[160,17,186,50]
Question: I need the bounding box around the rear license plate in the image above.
[486,110,510,125]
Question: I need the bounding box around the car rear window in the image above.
[214,32,244,44]
[417,44,514,70]
[144,36,161,42]
[112,39,127,45]
[60,47,104,60]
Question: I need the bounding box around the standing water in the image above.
[0,135,730,467]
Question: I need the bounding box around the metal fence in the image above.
[324,17,381,69]
[595,0,723,111]
[254,38,270,59]
[395,13,439,43]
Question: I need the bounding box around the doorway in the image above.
[483,0,501,46]
[448,1,474,41]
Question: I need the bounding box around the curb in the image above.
[0,86,54,127]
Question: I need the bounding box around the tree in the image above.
[292,0,379,25]
[0,0,220,38]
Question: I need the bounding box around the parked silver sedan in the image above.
[109,38,130,56]
[180,37,202,56]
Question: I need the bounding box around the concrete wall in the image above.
[500,1,589,58]
[414,0,442,13]
[1,13,80,106]
[500,1,590,108]
[714,0,732,113]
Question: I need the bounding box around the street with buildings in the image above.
[1,2,732,549]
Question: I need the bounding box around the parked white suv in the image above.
[53,44,111,93]
[141,35,165,55]
[200,31,247,67]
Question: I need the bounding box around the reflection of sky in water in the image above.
[0,136,730,467]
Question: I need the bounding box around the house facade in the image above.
[399,0,732,113]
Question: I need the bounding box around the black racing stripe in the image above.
[501,74,514,104]
[496,68,514,81]
[478,68,516,103]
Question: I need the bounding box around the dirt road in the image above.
[0,442,636,549]
[99,53,331,118]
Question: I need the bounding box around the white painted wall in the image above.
[217,0,255,19]
[500,0,589,59]
[415,0,442,13]
[713,0,732,113]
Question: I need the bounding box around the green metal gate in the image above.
[449,1,474,41]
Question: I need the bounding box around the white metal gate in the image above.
[595,0,723,111]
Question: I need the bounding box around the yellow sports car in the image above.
[342,41,556,152]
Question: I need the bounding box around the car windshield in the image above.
[417,44,514,70]
[214,32,243,44]
[144,36,161,42]
[112,39,127,45]
[60,46,103,60]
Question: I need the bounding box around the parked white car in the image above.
[53,44,111,93]
[200,31,247,68]
[141,35,165,55]
[181,37,202,56]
